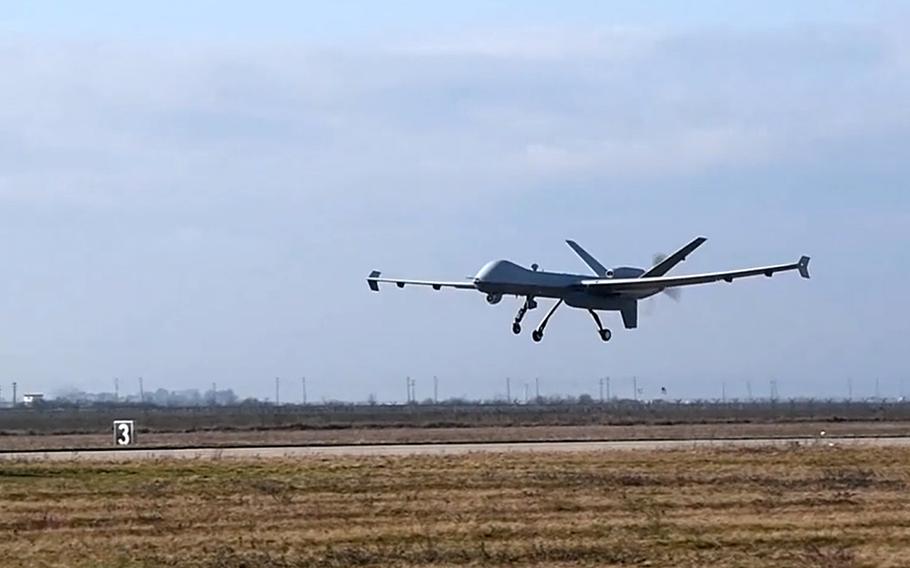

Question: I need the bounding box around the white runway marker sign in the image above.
[113,420,136,446]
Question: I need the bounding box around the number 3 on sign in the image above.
[113,420,136,446]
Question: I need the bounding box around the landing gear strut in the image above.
[588,309,612,342]
[532,299,563,342]
[511,296,538,334]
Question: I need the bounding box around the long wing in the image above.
[580,256,810,292]
[367,270,476,292]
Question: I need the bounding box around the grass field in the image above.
[2,445,908,567]
[3,421,910,452]
[4,400,909,438]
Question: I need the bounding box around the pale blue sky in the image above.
[2,2,890,40]
[0,2,907,402]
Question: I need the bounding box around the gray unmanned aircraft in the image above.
[367,237,810,343]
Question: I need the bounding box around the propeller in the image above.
[652,253,681,302]
[643,253,680,316]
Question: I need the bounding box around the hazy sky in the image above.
[1,2,908,402]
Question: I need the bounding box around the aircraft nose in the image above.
[474,260,501,282]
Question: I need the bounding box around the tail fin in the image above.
[620,301,638,329]
[641,237,707,278]
[565,240,608,276]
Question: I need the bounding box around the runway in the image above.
[2,435,909,461]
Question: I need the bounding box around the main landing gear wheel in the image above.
[530,299,562,344]
[512,323,522,335]
[587,310,612,343]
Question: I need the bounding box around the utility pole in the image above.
[746,380,753,402]
[633,376,638,401]
[406,376,414,403]
[506,377,511,404]
[275,377,280,406]
[433,376,438,404]
[139,377,145,404]
[722,382,726,403]
[599,378,604,403]
[211,381,217,405]
[12,381,17,407]
[301,377,307,405]
[770,379,778,402]
[535,377,540,402]
[114,377,119,402]
[606,376,611,401]
[848,377,853,401]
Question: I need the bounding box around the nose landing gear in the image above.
[511,296,538,334]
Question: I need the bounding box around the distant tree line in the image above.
[51,387,241,407]
[33,388,908,411]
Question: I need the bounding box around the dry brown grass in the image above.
[2,446,909,567]
[3,420,910,451]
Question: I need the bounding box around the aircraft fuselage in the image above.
[473,260,661,306]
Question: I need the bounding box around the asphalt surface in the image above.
[2,436,908,461]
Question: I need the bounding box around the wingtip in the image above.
[798,256,811,279]
[367,270,381,291]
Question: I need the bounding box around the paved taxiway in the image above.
[2,436,909,461]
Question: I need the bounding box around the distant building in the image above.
[22,393,45,406]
